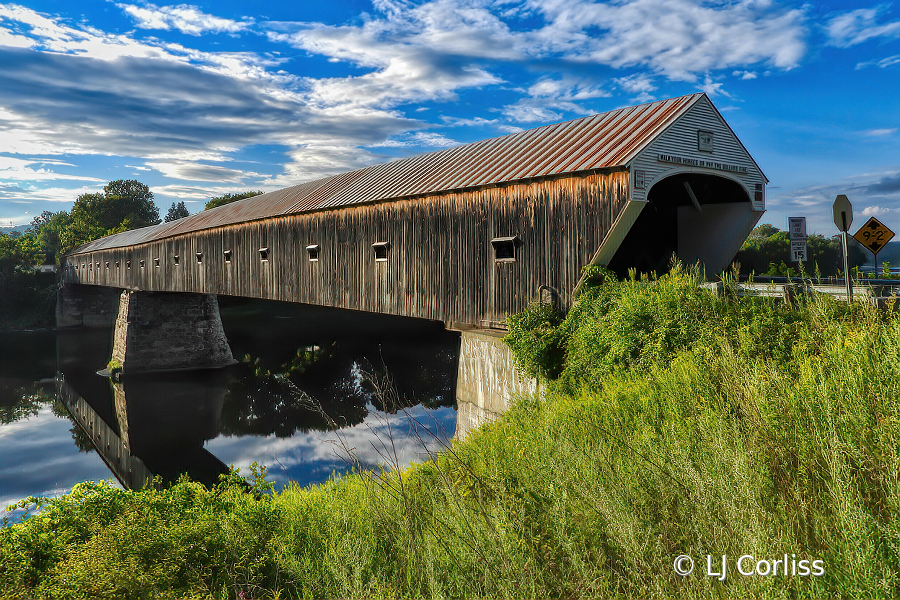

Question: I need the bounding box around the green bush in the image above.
[1,470,282,599]
[504,299,566,379]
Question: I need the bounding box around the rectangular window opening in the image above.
[126,260,131,270]
[491,235,520,262]
[258,247,269,262]
[140,260,145,269]
[105,262,110,270]
[224,250,233,263]
[195,252,203,264]
[372,241,390,262]
[306,244,320,262]
[154,257,160,268]
[115,261,119,269]
[173,254,180,266]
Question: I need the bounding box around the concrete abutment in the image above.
[454,329,539,440]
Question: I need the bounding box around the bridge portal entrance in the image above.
[608,173,757,277]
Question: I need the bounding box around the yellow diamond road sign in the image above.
[853,217,896,254]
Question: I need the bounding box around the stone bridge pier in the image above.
[107,290,235,374]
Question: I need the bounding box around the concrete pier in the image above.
[110,290,235,373]
[454,329,539,439]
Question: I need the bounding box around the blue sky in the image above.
[0,0,898,235]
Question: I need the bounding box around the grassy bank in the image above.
[2,266,899,598]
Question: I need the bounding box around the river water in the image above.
[0,297,459,520]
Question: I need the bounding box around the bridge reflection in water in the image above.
[54,300,459,490]
[57,377,155,491]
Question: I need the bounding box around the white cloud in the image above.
[863,128,898,137]
[269,0,806,118]
[526,0,807,81]
[826,6,900,48]
[0,156,103,182]
[861,205,894,217]
[698,74,730,97]
[527,76,609,101]
[0,183,106,204]
[732,70,758,80]
[615,73,657,102]
[117,3,252,36]
[267,0,519,111]
[369,131,460,148]
[500,75,609,123]
[0,5,430,189]
[440,116,497,127]
[501,103,562,123]
[260,146,385,188]
[0,4,181,62]
[150,183,270,200]
[0,24,33,47]
[146,160,263,182]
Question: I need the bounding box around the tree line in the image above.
[735,223,868,277]
[0,180,261,329]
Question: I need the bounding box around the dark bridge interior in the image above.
[608,173,753,277]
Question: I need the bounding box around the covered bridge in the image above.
[63,92,766,329]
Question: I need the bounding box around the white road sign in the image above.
[788,217,806,240]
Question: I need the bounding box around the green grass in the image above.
[3,266,899,598]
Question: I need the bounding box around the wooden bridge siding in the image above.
[64,171,629,325]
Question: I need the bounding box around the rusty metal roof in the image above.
[72,93,703,254]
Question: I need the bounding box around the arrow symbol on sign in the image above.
[871,241,883,252]
[867,221,880,230]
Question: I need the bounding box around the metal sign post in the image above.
[833,195,853,301]
[853,216,896,278]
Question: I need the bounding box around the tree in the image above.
[62,179,160,254]
[27,211,71,264]
[165,201,190,222]
[71,180,159,231]
[0,232,43,289]
[735,224,865,276]
[205,190,263,211]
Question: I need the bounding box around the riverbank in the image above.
[2,265,898,598]
[0,272,57,332]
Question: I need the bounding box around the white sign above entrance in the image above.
[657,154,749,174]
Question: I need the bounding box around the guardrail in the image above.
[702,281,900,307]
